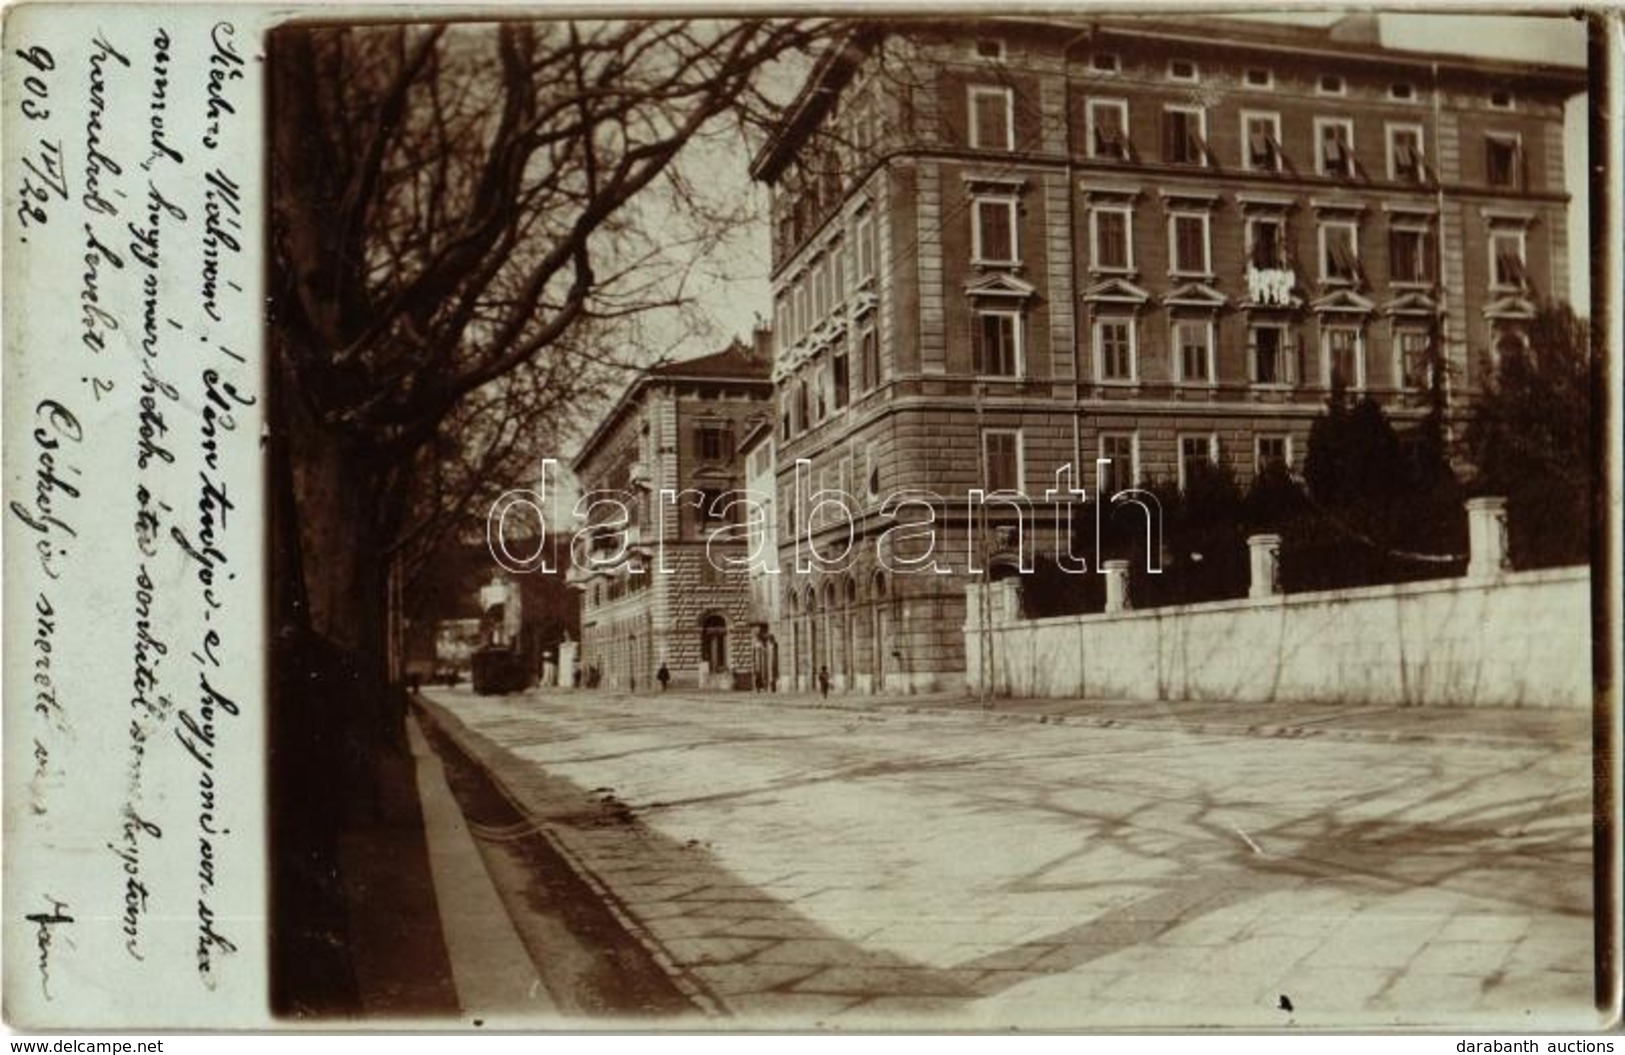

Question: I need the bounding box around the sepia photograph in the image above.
[5,0,1617,1040]
[261,3,1611,1033]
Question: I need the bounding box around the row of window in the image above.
[974,311,1434,391]
[978,427,1292,497]
[974,41,1519,111]
[973,194,1530,289]
[781,327,883,439]
[774,212,878,351]
[967,84,1528,189]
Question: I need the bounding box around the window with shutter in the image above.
[983,431,1021,492]
[1321,222,1359,282]
[970,86,1012,150]
[976,311,1021,376]
[1093,208,1131,270]
[1491,231,1527,288]
[1486,135,1521,189]
[1171,214,1208,275]
[1319,120,1354,178]
[1389,126,1425,182]
[1090,101,1128,160]
[1251,325,1290,385]
[1095,318,1134,381]
[1390,227,1431,283]
[1248,218,1285,269]
[1243,112,1282,171]
[1165,107,1205,165]
[973,198,1017,263]
[1099,433,1135,496]
[1324,327,1363,389]
[1175,321,1210,382]
[1397,329,1432,391]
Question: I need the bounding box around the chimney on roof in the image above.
[1328,12,1381,46]
[751,321,774,362]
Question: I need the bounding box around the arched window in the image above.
[872,570,888,599]
[701,613,728,671]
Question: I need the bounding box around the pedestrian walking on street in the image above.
[818,665,830,698]
[657,662,670,692]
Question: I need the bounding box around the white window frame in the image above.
[1087,98,1130,160]
[1167,58,1199,83]
[1167,210,1212,277]
[1389,81,1418,103]
[1246,215,1288,269]
[1244,66,1274,89]
[1254,434,1294,474]
[1489,88,1517,111]
[1318,219,1361,284]
[1386,122,1426,182]
[1249,322,1294,387]
[1317,73,1346,97]
[971,194,1020,265]
[1489,228,1528,290]
[968,85,1014,151]
[1097,431,1140,496]
[1090,52,1121,74]
[981,428,1025,494]
[975,308,1025,378]
[1394,327,1433,393]
[1388,221,1433,286]
[1089,204,1136,273]
[1176,433,1219,493]
[1163,104,1208,167]
[1092,316,1138,383]
[1315,117,1356,178]
[1321,324,1367,390]
[1241,110,1283,172]
[1171,317,1216,385]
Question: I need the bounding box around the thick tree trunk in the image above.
[269,352,407,1014]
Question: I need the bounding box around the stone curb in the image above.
[412,696,735,1020]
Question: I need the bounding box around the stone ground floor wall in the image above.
[965,566,1591,708]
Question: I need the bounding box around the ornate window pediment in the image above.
[1309,288,1376,315]
[1082,277,1151,306]
[1484,293,1537,320]
[1383,290,1440,317]
[1163,281,1227,310]
[964,272,1037,300]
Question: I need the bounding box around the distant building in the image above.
[751,14,1583,691]
[570,336,774,691]
[738,418,782,689]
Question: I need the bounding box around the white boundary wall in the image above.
[964,567,1591,708]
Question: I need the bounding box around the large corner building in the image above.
[749,14,1583,693]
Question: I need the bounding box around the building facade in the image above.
[571,338,774,691]
[750,14,1582,692]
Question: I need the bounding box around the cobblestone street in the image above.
[415,687,1596,1030]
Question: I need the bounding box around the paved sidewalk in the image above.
[419,687,1598,1031]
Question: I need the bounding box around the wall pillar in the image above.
[1247,534,1283,599]
[1466,496,1510,581]
[1103,560,1132,613]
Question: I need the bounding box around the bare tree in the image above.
[268,19,829,729]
